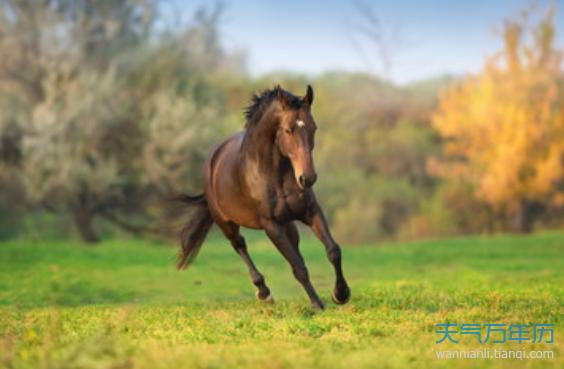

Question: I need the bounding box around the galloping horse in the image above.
[175,85,350,309]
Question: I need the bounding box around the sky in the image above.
[164,0,564,84]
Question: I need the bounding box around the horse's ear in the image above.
[276,86,288,110]
[303,85,314,107]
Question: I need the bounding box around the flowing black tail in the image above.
[174,193,214,269]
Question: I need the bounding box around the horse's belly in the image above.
[224,207,262,229]
[216,183,262,229]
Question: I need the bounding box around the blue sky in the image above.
[164,0,564,84]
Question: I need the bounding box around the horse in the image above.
[174,85,350,310]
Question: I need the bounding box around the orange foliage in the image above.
[432,7,564,218]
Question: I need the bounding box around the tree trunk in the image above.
[74,210,100,243]
[514,200,540,233]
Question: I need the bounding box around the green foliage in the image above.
[0,1,245,242]
[0,232,562,368]
[0,2,561,244]
[309,74,440,243]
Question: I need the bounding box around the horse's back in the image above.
[203,132,262,229]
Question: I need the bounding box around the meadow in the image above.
[0,230,562,369]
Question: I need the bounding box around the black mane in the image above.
[244,86,302,129]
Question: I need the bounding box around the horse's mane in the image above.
[244,86,302,130]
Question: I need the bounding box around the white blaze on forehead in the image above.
[296,120,305,128]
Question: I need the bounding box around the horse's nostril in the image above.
[298,174,317,188]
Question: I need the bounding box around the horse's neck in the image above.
[240,116,289,181]
[241,130,279,171]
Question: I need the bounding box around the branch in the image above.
[99,210,164,236]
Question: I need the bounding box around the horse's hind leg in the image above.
[218,221,273,302]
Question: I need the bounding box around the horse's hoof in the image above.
[312,301,325,311]
[332,287,351,305]
[256,290,275,304]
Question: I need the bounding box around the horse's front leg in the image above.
[305,203,351,304]
[262,219,324,310]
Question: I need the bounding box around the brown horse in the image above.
[175,85,350,310]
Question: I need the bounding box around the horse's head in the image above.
[275,85,317,190]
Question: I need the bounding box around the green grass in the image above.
[0,230,562,369]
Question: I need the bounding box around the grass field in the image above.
[0,230,562,369]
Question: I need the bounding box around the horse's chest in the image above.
[272,189,309,221]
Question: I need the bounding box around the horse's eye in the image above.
[285,128,292,135]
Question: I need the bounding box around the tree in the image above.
[431,7,564,232]
[0,1,244,242]
[0,0,153,242]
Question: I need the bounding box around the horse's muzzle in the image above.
[298,173,317,189]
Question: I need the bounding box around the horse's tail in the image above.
[174,193,214,270]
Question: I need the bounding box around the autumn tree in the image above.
[431,7,564,232]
